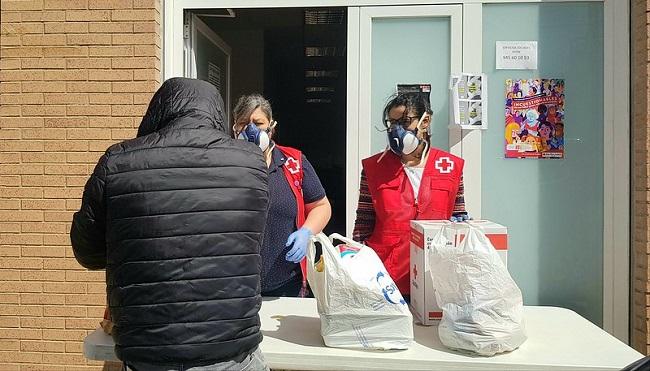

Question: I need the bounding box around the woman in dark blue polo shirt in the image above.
[233,94,331,297]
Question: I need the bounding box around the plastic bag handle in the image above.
[306,233,337,305]
[457,222,494,254]
[307,233,342,269]
[307,233,332,264]
[306,233,335,290]
[328,233,366,250]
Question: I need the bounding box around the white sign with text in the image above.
[496,41,538,70]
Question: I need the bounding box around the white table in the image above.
[84,297,643,370]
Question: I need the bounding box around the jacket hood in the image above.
[137,77,228,137]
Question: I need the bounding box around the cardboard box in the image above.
[409,220,508,325]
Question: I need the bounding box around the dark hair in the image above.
[382,92,433,123]
[539,121,555,135]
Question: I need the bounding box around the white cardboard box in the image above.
[409,220,508,325]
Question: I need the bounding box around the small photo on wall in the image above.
[450,74,487,128]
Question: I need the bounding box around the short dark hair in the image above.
[539,121,555,135]
[382,92,433,122]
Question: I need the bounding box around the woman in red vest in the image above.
[353,92,469,297]
[233,94,331,297]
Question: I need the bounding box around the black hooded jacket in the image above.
[70,78,269,365]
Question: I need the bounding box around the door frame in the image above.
[163,0,629,342]
[185,14,232,124]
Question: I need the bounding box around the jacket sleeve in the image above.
[352,170,375,243]
[70,154,109,270]
[451,175,467,217]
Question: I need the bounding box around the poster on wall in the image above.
[505,79,565,159]
[397,83,431,103]
[207,62,222,92]
[450,73,487,128]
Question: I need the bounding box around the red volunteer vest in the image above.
[362,148,464,295]
[275,145,308,297]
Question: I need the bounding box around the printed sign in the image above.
[496,41,538,70]
[207,62,221,91]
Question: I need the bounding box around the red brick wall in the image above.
[0,0,161,368]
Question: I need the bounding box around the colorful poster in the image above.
[505,79,565,159]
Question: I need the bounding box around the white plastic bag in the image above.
[428,224,527,356]
[306,233,413,350]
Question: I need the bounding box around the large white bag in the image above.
[428,224,527,356]
[306,233,413,350]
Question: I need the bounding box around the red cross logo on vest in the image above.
[435,157,454,174]
[285,157,300,175]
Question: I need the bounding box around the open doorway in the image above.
[187,8,348,235]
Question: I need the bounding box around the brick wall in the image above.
[0,0,161,369]
[631,0,650,355]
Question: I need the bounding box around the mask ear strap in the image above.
[376,146,390,163]
[416,111,428,132]
[384,116,392,130]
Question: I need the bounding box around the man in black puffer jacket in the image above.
[70,78,270,370]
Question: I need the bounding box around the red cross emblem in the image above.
[285,157,300,175]
[413,264,418,280]
[435,157,454,174]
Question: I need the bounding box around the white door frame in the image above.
[602,0,629,344]
[163,0,629,343]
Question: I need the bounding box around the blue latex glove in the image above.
[450,214,471,223]
[285,227,312,263]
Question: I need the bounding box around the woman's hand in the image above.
[285,227,313,263]
[450,213,471,222]
[286,196,331,263]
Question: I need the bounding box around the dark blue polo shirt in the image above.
[260,146,326,293]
